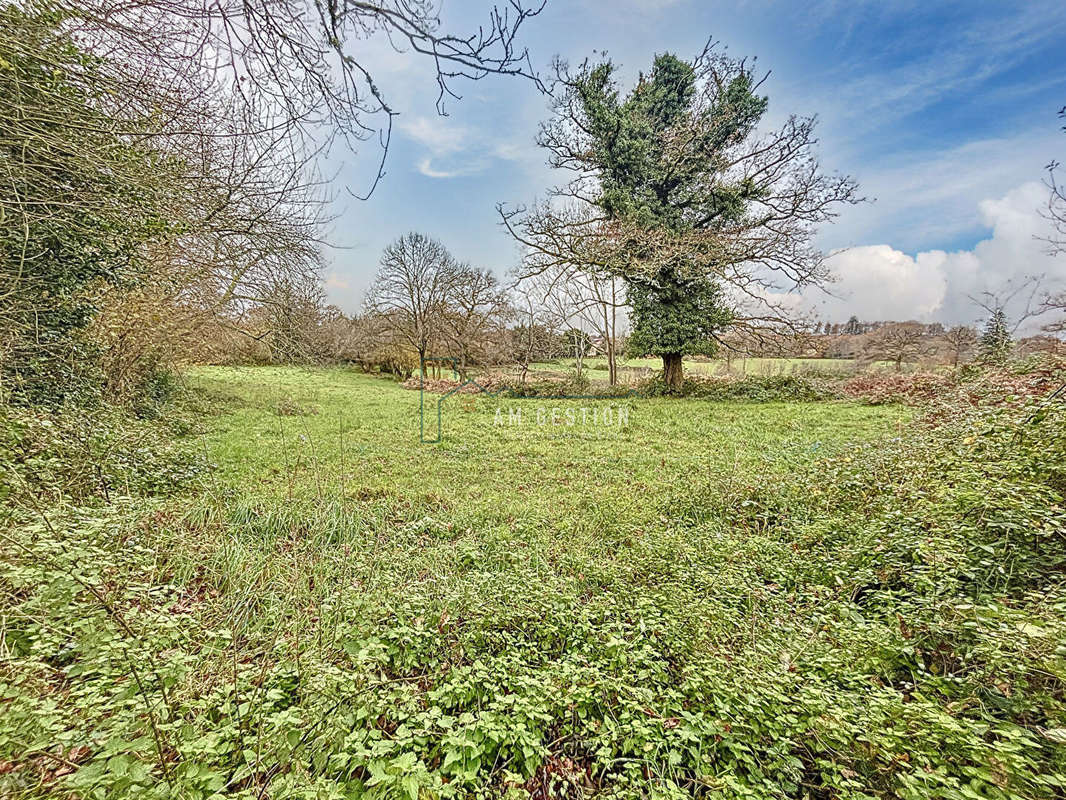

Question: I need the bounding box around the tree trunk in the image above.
[662,352,683,390]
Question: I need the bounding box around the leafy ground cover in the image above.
[2,366,1065,799]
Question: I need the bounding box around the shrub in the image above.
[0,400,208,506]
[640,373,836,401]
[500,372,635,398]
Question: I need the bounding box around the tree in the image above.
[501,45,858,389]
[0,6,172,403]
[516,265,628,384]
[258,276,330,365]
[979,309,1012,363]
[366,233,459,370]
[441,267,508,379]
[843,316,864,336]
[860,322,933,372]
[940,325,977,367]
[508,279,564,383]
[570,272,627,386]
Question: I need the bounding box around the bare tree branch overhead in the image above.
[1044,104,1066,256]
[52,0,545,198]
[967,274,1049,335]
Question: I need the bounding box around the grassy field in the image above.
[188,365,905,520]
[4,366,1065,799]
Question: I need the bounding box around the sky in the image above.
[321,0,1066,329]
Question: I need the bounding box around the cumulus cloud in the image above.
[807,182,1064,329]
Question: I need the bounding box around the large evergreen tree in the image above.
[979,309,1012,363]
[502,46,858,388]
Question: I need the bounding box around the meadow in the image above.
[188,366,904,517]
[3,366,1065,799]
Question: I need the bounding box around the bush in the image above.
[0,400,208,506]
[130,367,183,419]
[640,373,836,401]
[500,372,636,398]
[841,371,953,405]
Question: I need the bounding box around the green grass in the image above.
[4,366,1066,799]
[187,365,905,523]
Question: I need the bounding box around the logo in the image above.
[418,356,642,443]
[418,356,502,443]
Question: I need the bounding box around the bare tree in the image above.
[442,267,509,379]
[940,325,978,367]
[507,278,562,384]
[517,266,628,384]
[860,322,934,372]
[366,233,460,371]
[519,267,590,378]
[571,272,628,386]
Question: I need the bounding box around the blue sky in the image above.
[323,0,1066,326]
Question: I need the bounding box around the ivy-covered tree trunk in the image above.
[662,353,683,390]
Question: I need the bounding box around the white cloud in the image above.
[807,181,1065,330]
[810,245,948,322]
[415,157,489,179]
[821,129,1063,253]
[401,115,540,179]
[399,116,469,156]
